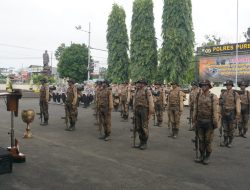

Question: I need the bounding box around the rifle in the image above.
[36,112,43,124]
[194,126,199,159]
[153,113,157,126]
[130,115,136,147]
[61,106,69,129]
[187,116,192,131]
[219,122,224,146]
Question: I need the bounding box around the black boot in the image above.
[222,136,228,147]
[227,137,233,148]
[41,118,48,126]
[140,141,147,150]
[66,122,75,131]
[195,151,204,163]
[203,151,211,165]
[104,135,112,141]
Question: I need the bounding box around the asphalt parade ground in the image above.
[0,98,250,190]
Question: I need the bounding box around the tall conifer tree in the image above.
[160,0,195,84]
[130,0,158,82]
[106,4,129,83]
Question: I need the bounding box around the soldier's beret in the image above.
[67,79,75,84]
[238,81,249,87]
[199,80,212,88]
[223,80,234,87]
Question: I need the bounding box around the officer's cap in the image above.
[199,80,212,89]
[121,81,128,84]
[191,81,198,86]
[170,81,179,86]
[67,78,75,84]
[40,78,48,83]
[154,81,162,85]
[238,81,249,87]
[102,79,110,86]
[136,79,148,85]
[223,80,234,87]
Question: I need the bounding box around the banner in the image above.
[199,54,250,82]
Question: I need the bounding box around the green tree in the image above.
[202,34,221,46]
[57,43,89,82]
[160,0,195,84]
[55,43,66,61]
[244,27,250,42]
[130,0,158,83]
[31,74,55,85]
[106,3,129,83]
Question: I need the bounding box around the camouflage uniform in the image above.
[220,80,241,147]
[167,82,186,138]
[133,79,154,150]
[153,83,166,127]
[238,81,249,137]
[120,82,130,120]
[65,79,78,131]
[98,81,113,141]
[39,78,49,125]
[193,80,219,164]
[112,84,120,112]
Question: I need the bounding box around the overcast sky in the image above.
[0,0,249,70]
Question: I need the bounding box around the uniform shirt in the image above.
[220,89,241,116]
[66,85,77,106]
[134,87,154,114]
[98,87,113,110]
[189,87,200,109]
[153,88,166,105]
[239,90,250,112]
[40,84,49,102]
[167,87,186,112]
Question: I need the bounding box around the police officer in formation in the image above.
[133,79,154,150]
[188,81,200,131]
[152,82,166,127]
[167,82,186,138]
[65,79,78,131]
[119,81,130,120]
[34,77,250,164]
[98,80,113,141]
[39,78,49,126]
[193,80,219,164]
[237,81,250,138]
[220,80,241,147]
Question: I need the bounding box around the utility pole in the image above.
[76,23,91,81]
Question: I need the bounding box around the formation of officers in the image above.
[39,77,249,165]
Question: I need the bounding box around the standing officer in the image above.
[133,79,154,150]
[98,80,113,141]
[220,80,241,147]
[193,80,219,164]
[238,81,249,138]
[167,82,186,138]
[189,81,200,130]
[39,78,49,126]
[120,81,130,120]
[153,82,166,127]
[65,79,78,131]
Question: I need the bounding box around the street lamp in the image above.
[76,22,91,81]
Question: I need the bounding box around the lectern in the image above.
[0,90,26,163]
